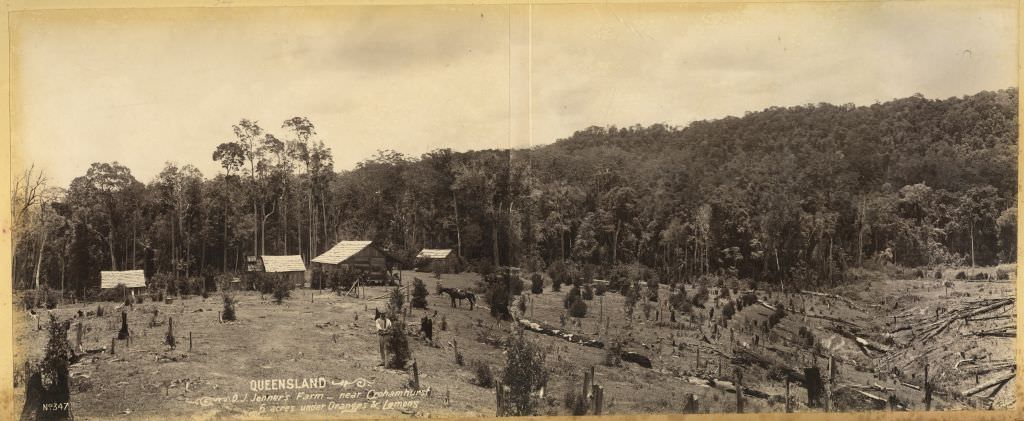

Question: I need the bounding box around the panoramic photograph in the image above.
[7,1,1018,419]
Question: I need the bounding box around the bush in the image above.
[582,284,594,301]
[552,275,562,292]
[222,291,237,321]
[564,389,589,415]
[955,271,967,280]
[767,304,787,329]
[603,339,622,367]
[499,330,548,416]
[530,274,544,294]
[411,278,429,309]
[472,360,494,388]
[569,299,588,318]
[564,286,581,309]
[647,283,659,302]
[996,269,1011,280]
[385,326,411,369]
[485,272,512,321]
[594,283,606,296]
[722,301,736,320]
[691,285,710,308]
[272,277,292,304]
[42,314,72,387]
[388,287,405,316]
[934,270,943,279]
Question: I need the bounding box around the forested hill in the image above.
[12,89,1018,296]
[521,88,1016,277]
[545,90,1016,194]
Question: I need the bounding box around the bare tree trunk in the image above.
[970,220,976,267]
[34,229,47,290]
[452,191,462,259]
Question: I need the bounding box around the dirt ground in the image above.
[12,267,1016,419]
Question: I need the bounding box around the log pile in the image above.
[894,298,1014,342]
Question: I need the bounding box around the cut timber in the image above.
[962,372,1015,397]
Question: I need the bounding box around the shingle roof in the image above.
[261,255,306,273]
[100,270,146,289]
[416,249,453,259]
[311,240,374,265]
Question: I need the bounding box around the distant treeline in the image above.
[11,89,1017,297]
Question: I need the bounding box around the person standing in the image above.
[375,310,392,366]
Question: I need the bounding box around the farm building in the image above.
[415,248,459,273]
[259,255,307,287]
[311,240,403,281]
[101,269,147,298]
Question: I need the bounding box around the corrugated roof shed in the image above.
[417,249,453,259]
[261,255,306,273]
[311,240,374,265]
[100,270,146,289]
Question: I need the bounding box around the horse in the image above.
[438,287,476,310]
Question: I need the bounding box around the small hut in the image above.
[415,249,459,273]
[100,269,147,300]
[259,255,307,287]
[312,240,403,282]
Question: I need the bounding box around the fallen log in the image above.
[799,290,865,311]
[900,382,921,391]
[731,348,806,385]
[853,389,888,406]
[962,372,1015,397]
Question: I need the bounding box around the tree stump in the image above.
[117,311,130,340]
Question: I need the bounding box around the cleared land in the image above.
[13,268,1016,419]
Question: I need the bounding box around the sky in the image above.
[11,1,1019,187]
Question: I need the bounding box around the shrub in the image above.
[647,284,659,302]
[934,270,943,279]
[472,360,494,388]
[767,304,787,329]
[564,389,588,415]
[972,272,989,281]
[385,326,411,369]
[32,285,60,309]
[564,286,581,309]
[546,260,568,284]
[222,291,237,321]
[272,277,291,304]
[722,301,736,320]
[623,284,638,320]
[996,269,1011,280]
[691,285,710,308]
[582,284,594,301]
[499,330,548,416]
[411,278,429,309]
[594,283,606,296]
[530,274,544,294]
[955,271,967,280]
[603,339,622,367]
[388,287,405,316]
[569,299,588,318]
[485,272,512,321]
[42,314,72,387]
[552,275,562,292]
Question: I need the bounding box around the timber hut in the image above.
[415,248,459,273]
[311,240,403,283]
[101,269,147,300]
[259,255,307,287]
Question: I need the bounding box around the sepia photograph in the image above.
[5,0,1019,419]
